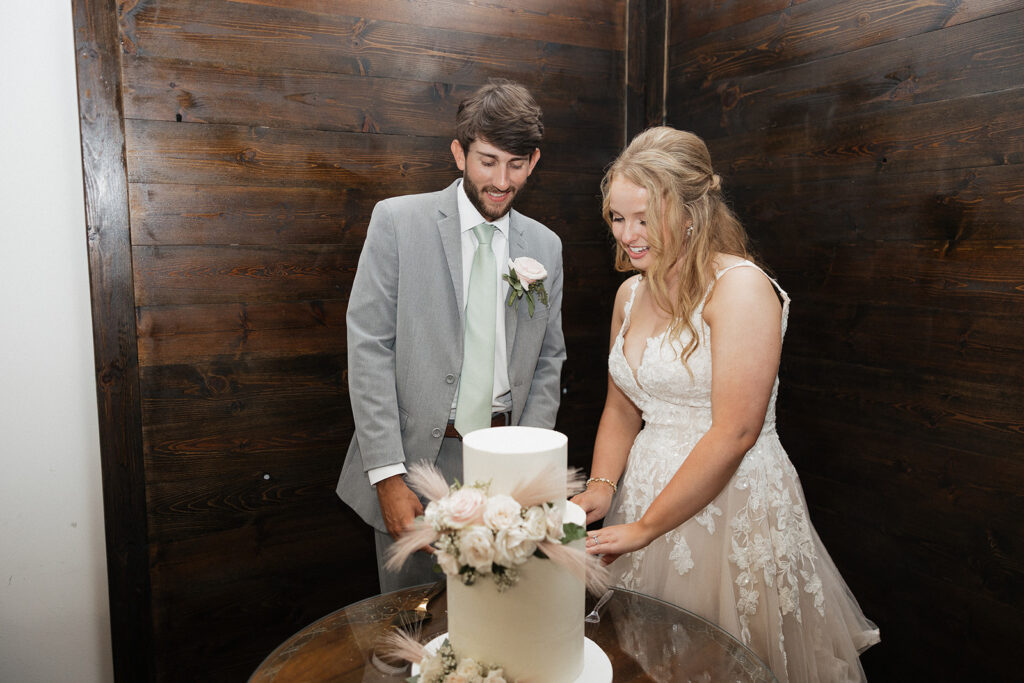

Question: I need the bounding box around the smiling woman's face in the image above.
[608,176,655,271]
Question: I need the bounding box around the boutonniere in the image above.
[503,257,549,317]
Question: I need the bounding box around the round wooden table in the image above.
[250,583,777,682]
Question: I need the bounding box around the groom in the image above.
[336,80,566,591]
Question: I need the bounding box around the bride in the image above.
[571,126,879,682]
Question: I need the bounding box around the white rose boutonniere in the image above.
[503,257,548,317]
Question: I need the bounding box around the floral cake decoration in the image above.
[385,462,608,593]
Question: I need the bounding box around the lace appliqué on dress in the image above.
[728,448,825,646]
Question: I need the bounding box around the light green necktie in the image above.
[455,223,497,436]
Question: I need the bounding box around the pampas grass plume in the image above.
[510,465,588,507]
[383,523,439,572]
[406,461,451,501]
[510,462,565,508]
[377,628,427,665]
[565,467,587,497]
[538,540,611,595]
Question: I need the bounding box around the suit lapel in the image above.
[437,182,464,319]
[505,212,528,362]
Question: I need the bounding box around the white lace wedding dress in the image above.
[605,262,880,682]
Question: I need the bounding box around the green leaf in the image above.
[536,282,549,306]
[526,291,535,317]
[560,522,586,544]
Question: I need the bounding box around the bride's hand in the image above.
[585,522,652,565]
[570,487,613,525]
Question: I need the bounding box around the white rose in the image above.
[441,487,487,529]
[508,256,547,288]
[424,500,444,529]
[522,505,548,541]
[443,673,469,683]
[493,526,537,566]
[483,494,522,531]
[435,549,461,577]
[545,504,564,542]
[483,671,507,683]
[455,658,483,677]
[457,525,495,574]
[419,653,445,682]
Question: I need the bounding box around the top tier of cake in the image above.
[461,426,568,510]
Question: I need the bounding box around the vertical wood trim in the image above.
[71,1,152,680]
[625,0,647,144]
[647,0,667,128]
[626,0,667,143]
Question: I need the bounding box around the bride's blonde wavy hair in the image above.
[601,126,753,366]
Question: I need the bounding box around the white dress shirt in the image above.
[368,179,511,485]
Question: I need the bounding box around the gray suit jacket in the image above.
[336,180,566,532]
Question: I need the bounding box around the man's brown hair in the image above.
[455,79,544,157]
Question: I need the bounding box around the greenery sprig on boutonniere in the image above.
[503,257,548,317]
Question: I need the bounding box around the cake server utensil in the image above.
[585,589,614,623]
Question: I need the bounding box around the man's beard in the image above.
[463,173,520,222]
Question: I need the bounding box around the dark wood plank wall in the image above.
[79,0,627,679]
[666,0,1023,680]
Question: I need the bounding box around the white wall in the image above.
[0,2,114,681]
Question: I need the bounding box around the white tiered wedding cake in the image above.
[447,427,587,681]
[385,426,611,682]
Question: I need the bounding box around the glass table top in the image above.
[250,583,777,682]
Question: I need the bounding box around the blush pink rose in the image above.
[508,256,547,288]
[442,487,486,529]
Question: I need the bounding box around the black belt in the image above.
[444,412,511,439]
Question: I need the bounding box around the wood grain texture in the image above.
[230,0,626,51]
[71,0,154,679]
[120,0,621,92]
[771,242,1024,316]
[680,9,1024,141]
[137,300,348,364]
[132,244,360,305]
[148,508,377,682]
[703,87,1024,184]
[122,56,620,146]
[668,0,1023,88]
[734,162,1024,246]
[670,0,803,43]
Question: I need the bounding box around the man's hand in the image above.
[376,475,429,548]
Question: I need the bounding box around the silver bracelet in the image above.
[586,477,617,493]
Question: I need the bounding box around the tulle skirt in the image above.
[604,426,880,683]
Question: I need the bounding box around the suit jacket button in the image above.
[445,374,455,384]
[431,427,442,438]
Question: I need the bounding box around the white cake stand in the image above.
[412,633,612,683]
